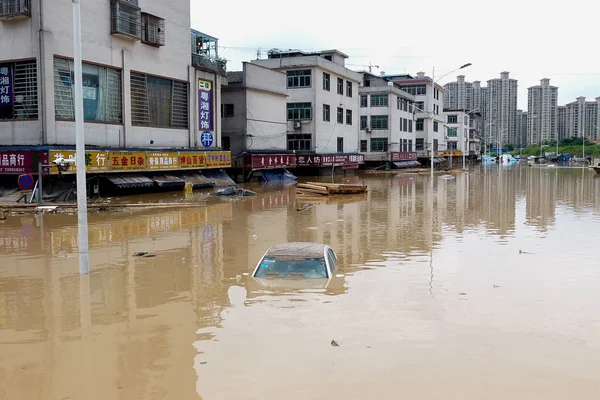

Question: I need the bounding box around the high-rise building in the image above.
[473,81,488,144]
[557,106,567,141]
[516,109,526,148]
[443,75,473,110]
[566,97,600,140]
[527,78,558,145]
[521,111,529,147]
[486,72,518,146]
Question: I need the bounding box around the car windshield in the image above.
[253,257,328,279]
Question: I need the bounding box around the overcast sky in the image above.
[191,0,600,109]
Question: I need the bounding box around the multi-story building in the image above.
[443,75,473,110]
[520,111,528,147]
[250,49,365,172]
[566,96,600,140]
[384,72,445,160]
[358,72,416,164]
[557,106,567,141]
[527,78,558,145]
[0,1,230,181]
[221,62,288,157]
[486,72,518,147]
[443,109,470,156]
[472,81,488,142]
[515,109,526,148]
[467,111,482,155]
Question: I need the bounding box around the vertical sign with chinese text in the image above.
[198,79,213,131]
[0,64,13,110]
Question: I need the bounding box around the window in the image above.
[447,141,458,150]
[346,109,352,125]
[287,102,312,120]
[370,115,388,130]
[360,140,367,152]
[399,84,426,96]
[323,104,330,121]
[287,70,311,88]
[360,116,368,130]
[221,104,234,118]
[416,119,424,131]
[416,138,424,150]
[360,95,367,108]
[337,78,343,94]
[414,101,424,112]
[404,100,408,112]
[54,58,122,123]
[0,60,38,120]
[337,107,343,123]
[447,128,458,137]
[408,139,413,152]
[141,13,165,46]
[408,120,413,132]
[110,0,141,39]
[337,137,344,152]
[287,134,311,151]
[408,102,413,113]
[433,121,439,132]
[403,118,408,132]
[222,136,230,150]
[447,115,458,124]
[370,138,388,152]
[346,81,352,97]
[434,139,439,151]
[130,71,187,128]
[0,0,31,18]
[323,72,330,91]
[370,95,388,107]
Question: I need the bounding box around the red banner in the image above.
[391,152,418,161]
[244,154,297,170]
[298,154,365,167]
[0,150,48,174]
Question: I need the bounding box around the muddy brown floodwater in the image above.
[1,165,600,399]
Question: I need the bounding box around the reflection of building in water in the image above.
[524,167,558,231]
[0,202,233,399]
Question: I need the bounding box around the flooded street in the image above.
[1,165,600,399]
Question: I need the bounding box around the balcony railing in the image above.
[0,0,31,20]
[192,53,226,76]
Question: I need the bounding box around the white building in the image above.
[516,109,526,148]
[527,78,558,145]
[443,75,473,110]
[443,109,470,155]
[557,106,567,141]
[487,72,518,146]
[251,49,362,155]
[221,62,288,156]
[385,72,445,158]
[566,97,600,140]
[358,72,416,163]
[0,0,226,150]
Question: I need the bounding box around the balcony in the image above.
[0,0,31,20]
[191,54,226,76]
[110,0,141,40]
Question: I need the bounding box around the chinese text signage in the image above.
[108,152,147,171]
[391,152,418,161]
[297,154,365,167]
[0,151,46,174]
[206,151,231,168]
[245,154,297,170]
[148,152,179,170]
[179,152,206,169]
[48,150,109,174]
[198,79,213,131]
[0,64,12,108]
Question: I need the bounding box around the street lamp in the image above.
[428,63,472,181]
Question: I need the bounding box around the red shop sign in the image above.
[245,154,297,170]
[391,152,417,161]
[0,150,48,174]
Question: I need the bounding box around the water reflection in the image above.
[1,167,600,399]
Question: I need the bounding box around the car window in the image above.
[326,249,336,274]
[254,257,328,279]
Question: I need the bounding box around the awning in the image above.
[178,172,215,189]
[393,160,422,169]
[202,169,236,187]
[433,157,446,163]
[105,174,154,189]
[151,174,186,188]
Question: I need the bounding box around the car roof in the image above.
[264,242,328,260]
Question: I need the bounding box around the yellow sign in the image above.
[443,151,463,156]
[198,80,212,91]
[48,150,110,174]
[205,151,231,168]
[147,152,179,170]
[179,152,206,169]
[108,151,147,171]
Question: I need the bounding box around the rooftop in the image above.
[265,242,327,260]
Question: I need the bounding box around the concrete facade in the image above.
[358,73,416,162]
[251,49,361,154]
[516,109,526,148]
[556,106,567,141]
[221,63,288,157]
[527,78,558,145]
[486,72,518,146]
[443,75,473,111]
[566,97,600,140]
[0,0,226,150]
[385,72,445,157]
[443,109,470,154]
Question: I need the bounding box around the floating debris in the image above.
[297,182,367,196]
[297,203,316,212]
[439,175,455,180]
[133,252,156,258]
[519,250,534,255]
[216,187,257,197]
[330,340,340,347]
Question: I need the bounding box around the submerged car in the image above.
[251,242,337,279]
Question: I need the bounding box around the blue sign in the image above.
[200,131,213,147]
[491,148,509,153]
[18,173,34,190]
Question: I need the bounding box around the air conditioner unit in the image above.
[293,121,301,129]
[365,128,372,133]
